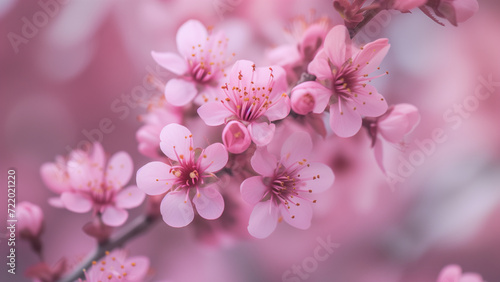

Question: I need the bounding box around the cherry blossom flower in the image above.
[305,25,390,137]
[436,264,484,282]
[17,201,44,239]
[136,123,228,227]
[152,20,232,106]
[40,143,145,227]
[81,250,149,282]
[363,103,420,173]
[198,60,290,150]
[240,132,334,238]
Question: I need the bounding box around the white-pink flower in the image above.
[436,264,484,282]
[240,132,334,238]
[305,25,390,138]
[40,143,145,227]
[17,201,44,239]
[136,123,228,227]
[81,250,149,282]
[152,20,232,106]
[198,60,290,150]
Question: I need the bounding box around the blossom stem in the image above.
[56,214,159,282]
[348,8,381,38]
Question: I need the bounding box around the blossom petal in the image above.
[307,50,333,80]
[105,151,133,189]
[164,78,198,106]
[160,191,194,227]
[329,101,362,138]
[280,131,313,167]
[247,201,279,239]
[40,162,70,194]
[240,176,268,205]
[48,197,64,208]
[248,122,275,146]
[353,85,388,117]
[355,38,390,74]
[115,186,146,209]
[197,101,232,126]
[373,138,386,174]
[60,192,92,213]
[279,198,313,230]
[229,60,255,86]
[323,25,351,67]
[192,186,224,220]
[437,265,462,282]
[459,273,483,282]
[379,103,420,143]
[123,256,150,281]
[101,206,128,227]
[136,162,174,195]
[264,95,290,122]
[298,162,335,193]
[151,51,188,75]
[176,20,208,58]
[159,123,193,160]
[251,147,277,177]
[200,143,228,173]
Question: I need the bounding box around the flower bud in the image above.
[223,121,252,154]
[17,201,44,239]
[291,81,330,115]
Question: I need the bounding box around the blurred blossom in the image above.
[436,264,484,282]
[81,250,149,282]
[40,143,145,227]
[17,201,44,239]
[136,124,228,227]
[240,132,334,238]
[424,0,479,26]
[26,259,67,282]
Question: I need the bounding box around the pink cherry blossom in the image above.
[436,264,484,282]
[363,103,420,173]
[81,250,149,282]
[306,25,390,137]
[198,60,290,148]
[152,20,233,106]
[136,123,228,227]
[40,143,146,227]
[17,201,44,239]
[240,132,334,238]
[222,120,252,154]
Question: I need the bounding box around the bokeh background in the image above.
[1,0,500,281]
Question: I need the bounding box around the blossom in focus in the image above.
[240,132,334,238]
[81,250,149,282]
[17,201,44,239]
[136,123,228,227]
[198,60,290,151]
[305,25,390,137]
[363,103,420,173]
[40,143,146,227]
[436,264,484,282]
[222,120,252,154]
[152,20,232,106]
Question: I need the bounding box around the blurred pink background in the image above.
[1,0,500,281]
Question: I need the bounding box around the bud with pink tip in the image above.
[290,81,331,115]
[17,201,44,239]
[223,120,252,154]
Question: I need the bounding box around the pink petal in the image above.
[379,103,420,143]
[279,198,313,230]
[229,60,255,86]
[307,50,333,80]
[136,161,174,195]
[329,101,362,138]
[123,256,150,281]
[352,85,388,117]
[151,51,187,76]
[298,162,335,193]
[176,20,208,58]
[437,265,462,282]
[61,192,92,213]
[392,0,426,11]
[40,162,69,194]
[160,191,194,227]
[192,186,224,220]
[263,65,288,101]
[280,131,313,167]
[459,273,483,282]
[197,101,232,126]
[373,138,386,174]
[199,143,228,173]
[247,201,279,239]
[354,38,390,74]
[105,151,133,189]
[251,147,278,177]
[248,122,276,146]
[101,206,128,227]
[264,95,290,122]
[323,25,351,67]
[290,81,331,115]
[267,44,301,66]
[48,197,64,208]
[164,78,198,106]
[240,176,268,205]
[115,186,146,209]
[159,123,193,160]
[222,121,252,154]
